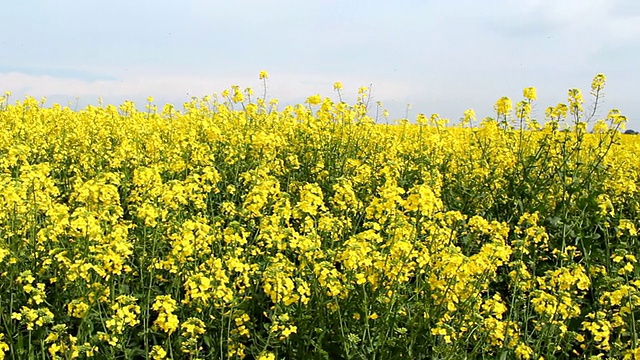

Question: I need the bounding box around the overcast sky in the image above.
[1,1,639,128]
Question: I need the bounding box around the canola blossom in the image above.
[0,74,639,359]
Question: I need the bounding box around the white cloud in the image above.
[0,71,414,113]
[1,1,637,126]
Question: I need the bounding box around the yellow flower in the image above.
[462,109,476,125]
[306,94,322,106]
[281,325,297,338]
[185,271,217,303]
[494,96,512,117]
[523,87,537,101]
[607,108,627,125]
[259,70,269,80]
[618,262,634,275]
[257,352,276,360]
[12,307,54,330]
[567,88,583,115]
[591,73,606,94]
[98,332,118,347]
[150,345,167,360]
[106,295,140,335]
[0,334,9,360]
[0,248,9,263]
[152,295,180,334]
[67,299,90,318]
[296,183,326,216]
[232,86,244,103]
[181,317,206,337]
[515,343,533,359]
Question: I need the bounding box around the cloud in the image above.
[0,67,116,82]
[1,1,637,126]
[0,71,414,113]
[481,0,639,47]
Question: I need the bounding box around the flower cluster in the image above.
[0,73,637,358]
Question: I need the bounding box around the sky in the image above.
[1,0,639,128]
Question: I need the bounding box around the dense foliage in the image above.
[0,74,639,359]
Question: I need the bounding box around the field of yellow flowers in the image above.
[0,73,639,359]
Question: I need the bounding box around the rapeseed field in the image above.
[0,73,639,359]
